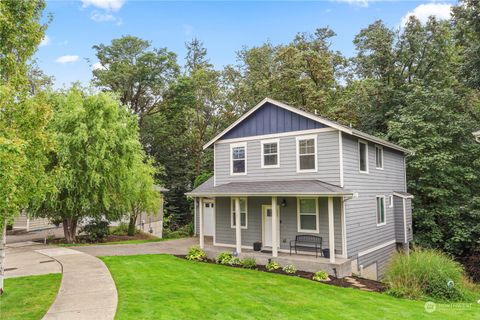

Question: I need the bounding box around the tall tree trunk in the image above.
[62,217,78,243]
[128,212,138,236]
[0,220,6,295]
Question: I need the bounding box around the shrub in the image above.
[384,248,478,301]
[313,271,329,281]
[283,264,297,274]
[216,252,233,264]
[242,258,257,269]
[186,246,207,261]
[216,252,241,266]
[81,219,110,242]
[110,223,130,236]
[266,260,280,271]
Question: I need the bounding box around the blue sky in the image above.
[37,0,456,87]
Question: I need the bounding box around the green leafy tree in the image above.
[388,86,480,254]
[36,88,148,243]
[124,156,160,236]
[92,35,180,122]
[453,0,480,89]
[0,0,52,294]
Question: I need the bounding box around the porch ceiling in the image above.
[186,177,352,197]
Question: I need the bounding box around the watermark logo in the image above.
[447,280,454,288]
[424,301,436,313]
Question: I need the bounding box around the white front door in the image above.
[203,201,214,236]
[263,205,280,248]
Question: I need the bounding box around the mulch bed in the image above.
[45,232,157,245]
[175,255,386,292]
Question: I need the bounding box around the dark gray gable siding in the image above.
[221,102,326,140]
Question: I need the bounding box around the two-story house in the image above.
[187,98,413,280]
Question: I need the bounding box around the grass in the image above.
[0,274,61,320]
[101,254,480,320]
[384,248,480,302]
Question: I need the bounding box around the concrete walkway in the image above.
[5,242,61,278]
[73,237,197,257]
[36,247,118,320]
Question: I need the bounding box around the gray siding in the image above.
[342,133,406,257]
[215,196,343,255]
[215,130,341,186]
[405,198,413,242]
[393,196,405,243]
[357,242,397,280]
[222,102,325,140]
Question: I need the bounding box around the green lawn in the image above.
[0,273,61,320]
[101,255,480,320]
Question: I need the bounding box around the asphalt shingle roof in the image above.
[186,177,352,197]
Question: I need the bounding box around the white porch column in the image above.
[271,196,278,258]
[328,197,336,263]
[199,197,204,249]
[235,197,242,254]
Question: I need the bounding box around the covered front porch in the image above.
[200,237,352,278]
[187,178,353,276]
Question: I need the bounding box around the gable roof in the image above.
[204,98,411,153]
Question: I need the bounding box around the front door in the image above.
[263,205,280,248]
[203,201,214,236]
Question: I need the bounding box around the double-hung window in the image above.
[297,135,317,172]
[261,139,279,168]
[297,198,319,233]
[376,196,386,226]
[375,145,383,169]
[231,198,247,229]
[358,140,369,173]
[231,142,246,175]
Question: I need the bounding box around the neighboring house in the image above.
[13,213,54,232]
[187,98,413,280]
[474,130,480,143]
[135,185,168,238]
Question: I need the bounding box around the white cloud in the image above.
[81,0,125,12]
[335,0,372,7]
[90,11,122,25]
[55,55,79,64]
[40,35,51,47]
[401,3,452,26]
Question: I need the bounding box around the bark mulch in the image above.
[176,255,387,292]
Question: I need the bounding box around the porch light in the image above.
[281,199,287,207]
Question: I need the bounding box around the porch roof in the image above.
[186,177,352,197]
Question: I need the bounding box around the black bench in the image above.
[289,235,323,258]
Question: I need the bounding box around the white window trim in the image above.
[296,135,318,173]
[261,138,280,168]
[297,197,319,233]
[230,142,247,176]
[376,195,386,226]
[358,140,369,174]
[375,145,384,170]
[230,198,248,229]
[388,195,394,208]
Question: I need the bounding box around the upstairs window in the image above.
[297,135,317,172]
[231,198,247,228]
[261,139,279,168]
[375,145,383,169]
[376,196,386,226]
[231,143,246,175]
[358,140,369,173]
